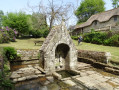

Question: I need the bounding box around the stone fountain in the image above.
[40,20,77,74]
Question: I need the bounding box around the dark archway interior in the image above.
[55,44,70,59]
[55,43,70,70]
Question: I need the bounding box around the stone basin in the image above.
[56,70,78,78]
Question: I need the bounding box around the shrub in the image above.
[0,72,13,90]
[71,36,78,40]
[83,31,107,44]
[0,27,17,43]
[103,34,119,46]
[0,47,13,89]
[42,29,49,38]
[83,30,119,47]
[2,12,31,36]
[83,33,92,43]
[0,31,10,43]
[3,47,17,61]
[30,28,49,38]
[92,38,102,44]
[29,30,42,38]
[103,39,111,46]
[0,33,2,43]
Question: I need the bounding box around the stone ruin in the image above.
[40,21,77,74]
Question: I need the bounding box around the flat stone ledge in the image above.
[17,77,26,82]
[46,76,54,83]
[52,72,62,80]
[62,80,77,87]
[10,65,45,83]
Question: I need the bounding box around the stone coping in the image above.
[78,57,119,75]
[10,59,39,62]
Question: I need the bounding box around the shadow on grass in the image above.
[34,44,43,46]
[17,36,32,40]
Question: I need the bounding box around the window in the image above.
[81,28,83,34]
[94,21,97,25]
[114,16,117,21]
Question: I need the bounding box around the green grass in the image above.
[73,40,119,62]
[0,38,119,62]
[0,38,45,49]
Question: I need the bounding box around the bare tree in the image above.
[28,0,74,30]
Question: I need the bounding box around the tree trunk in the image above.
[49,17,54,31]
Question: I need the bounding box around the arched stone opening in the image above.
[55,43,70,71]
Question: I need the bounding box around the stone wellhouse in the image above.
[40,21,77,74]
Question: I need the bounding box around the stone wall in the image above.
[17,49,39,60]
[78,50,111,63]
[10,49,40,71]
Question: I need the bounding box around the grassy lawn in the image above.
[0,38,119,62]
[0,38,45,49]
[73,40,119,62]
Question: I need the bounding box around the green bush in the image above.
[83,30,119,47]
[29,30,42,38]
[83,33,92,43]
[2,31,10,43]
[71,36,78,40]
[103,34,119,46]
[2,12,31,36]
[3,47,17,61]
[0,47,13,89]
[0,33,2,43]
[91,38,102,44]
[0,72,13,90]
[83,31,107,44]
[42,29,49,38]
[0,27,17,43]
[30,29,49,38]
[0,31,10,43]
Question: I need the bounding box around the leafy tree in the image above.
[29,12,49,38]
[75,0,105,24]
[111,0,119,8]
[0,10,4,28]
[2,12,31,36]
[31,12,47,30]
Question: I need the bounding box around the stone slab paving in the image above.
[115,87,119,90]
[62,80,77,86]
[71,62,119,90]
[10,65,45,83]
[95,83,114,90]
[110,78,119,84]
[77,62,92,70]
[13,62,119,90]
[75,69,119,90]
[69,85,83,90]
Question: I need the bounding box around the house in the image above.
[72,7,119,35]
[68,25,75,36]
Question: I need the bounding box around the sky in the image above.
[0,0,113,26]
